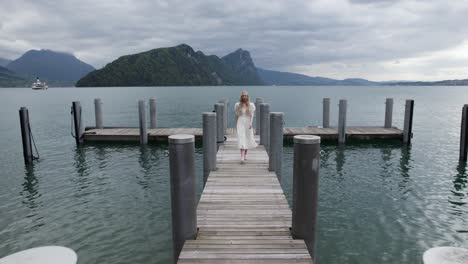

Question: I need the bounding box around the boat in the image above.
[32,77,48,90]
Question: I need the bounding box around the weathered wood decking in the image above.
[83,126,402,142]
[178,136,313,263]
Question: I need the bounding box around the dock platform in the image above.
[83,127,403,142]
[177,136,313,263]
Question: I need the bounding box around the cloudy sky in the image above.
[1,0,468,81]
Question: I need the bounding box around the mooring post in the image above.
[149,97,157,129]
[269,112,284,182]
[169,134,197,263]
[292,135,320,261]
[403,99,414,145]
[138,100,148,144]
[72,101,84,145]
[385,98,393,128]
[460,104,468,161]
[323,98,330,128]
[93,98,103,129]
[214,103,225,147]
[255,98,263,135]
[338,99,347,144]
[260,103,270,152]
[19,107,33,165]
[219,99,228,132]
[203,112,217,186]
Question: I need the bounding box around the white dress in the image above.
[235,102,258,149]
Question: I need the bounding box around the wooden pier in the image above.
[177,136,313,263]
[83,126,403,142]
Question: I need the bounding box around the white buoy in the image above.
[0,246,77,264]
[423,247,468,264]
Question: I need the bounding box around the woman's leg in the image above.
[240,149,245,160]
[244,149,248,160]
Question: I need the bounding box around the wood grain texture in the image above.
[178,136,313,263]
[83,126,402,142]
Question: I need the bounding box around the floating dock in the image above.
[83,126,403,142]
[177,136,313,263]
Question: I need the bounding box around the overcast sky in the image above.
[1,0,467,81]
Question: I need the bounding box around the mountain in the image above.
[257,68,378,85]
[0,65,27,87]
[0,57,11,67]
[76,44,263,87]
[7,49,95,85]
[383,79,468,86]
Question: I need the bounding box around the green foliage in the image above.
[76,44,264,87]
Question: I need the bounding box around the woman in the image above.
[235,90,258,162]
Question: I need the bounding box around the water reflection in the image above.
[398,146,412,195]
[21,164,41,209]
[335,145,345,177]
[74,146,90,191]
[137,146,155,189]
[449,161,468,209]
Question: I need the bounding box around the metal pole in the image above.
[94,98,103,129]
[149,97,157,129]
[203,112,217,186]
[139,100,148,144]
[169,134,197,263]
[269,112,284,182]
[403,99,414,145]
[72,101,83,145]
[323,98,330,128]
[385,98,393,128]
[338,99,347,144]
[255,98,263,135]
[292,135,320,261]
[214,103,225,146]
[219,99,228,132]
[460,104,468,161]
[260,103,270,152]
[19,107,33,164]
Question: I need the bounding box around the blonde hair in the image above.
[236,90,252,116]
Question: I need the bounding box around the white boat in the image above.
[32,77,48,90]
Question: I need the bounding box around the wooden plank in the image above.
[177,135,312,263]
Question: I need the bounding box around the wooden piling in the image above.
[460,104,468,161]
[403,99,414,145]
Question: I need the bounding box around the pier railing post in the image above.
[149,97,157,129]
[338,99,347,144]
[385,98,393,128]
[72,101,84,145]
[94,98,103,129]
[323,98,330,128]
[269,112,284,182]
[460,105,468,161]
[169,134,197,263]
[403,99,414,145]
[255,98,263,135]
[138,100,148,144]
[260,103,271,152]
[214,103,225,147]
[19,107,33,165]
[292,135,320,261]
[203,112,217,186]
[219,99,228,132]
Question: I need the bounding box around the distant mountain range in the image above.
[1,45,468,88]
[76,44,262,87]
[257,68,379,86]
[0,57,11,67]
[0,50,94,87]
[0,65,27,87]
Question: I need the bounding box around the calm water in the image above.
[0,86,467,264]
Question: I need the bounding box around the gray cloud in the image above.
[0,0,467,81]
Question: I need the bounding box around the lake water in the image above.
[0,86,467,264]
